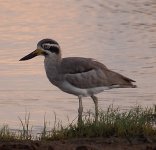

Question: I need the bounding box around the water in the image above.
[0,0,156,130]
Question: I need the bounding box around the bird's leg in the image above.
[91,95,98,122]
[78,96,83,125]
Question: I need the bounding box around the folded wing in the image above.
[60,57,136,89]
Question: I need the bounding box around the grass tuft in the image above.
[0,105,155,141]
[0,125,16,141]
[18,112,33,140]
[42,105,156,141]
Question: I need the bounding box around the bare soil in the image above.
[0,137,156,150]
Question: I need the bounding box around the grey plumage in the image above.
[60,57,135,89]
[44,56,136,92]
[19,38,137,123]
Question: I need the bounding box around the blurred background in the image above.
[0,0,156,131]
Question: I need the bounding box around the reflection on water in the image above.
[0,0,156,130]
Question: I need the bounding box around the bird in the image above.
[19,38,136,123]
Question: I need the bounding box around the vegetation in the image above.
[0,106,156,142]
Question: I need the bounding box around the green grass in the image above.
[0,105,156,142]
[42,105,156,141]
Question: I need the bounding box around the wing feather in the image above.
[60,57,136,89]
[60,57,107,74]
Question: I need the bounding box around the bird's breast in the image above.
[44,61,62,86]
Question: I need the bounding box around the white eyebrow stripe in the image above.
[43,43,60,48]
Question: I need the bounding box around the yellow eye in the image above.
[42,44,51,50]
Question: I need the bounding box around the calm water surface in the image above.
[0,0,156,130]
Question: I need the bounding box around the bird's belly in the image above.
[58,81,110,97]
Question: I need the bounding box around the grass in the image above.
[0,105,155,142]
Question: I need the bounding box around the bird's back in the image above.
[60,57,136,89]
[60,57,107,73]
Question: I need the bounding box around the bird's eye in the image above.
[42,44,51,50]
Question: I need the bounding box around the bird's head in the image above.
[19,38,61,61]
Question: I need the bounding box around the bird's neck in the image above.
[44,55,62,85]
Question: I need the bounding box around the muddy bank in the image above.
[0,137,156,150]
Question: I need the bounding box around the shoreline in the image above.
[0,137,156,150]
[0,106,155,150]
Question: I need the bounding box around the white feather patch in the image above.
[58,81,120,97]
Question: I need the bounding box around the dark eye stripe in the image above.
[48,46,59,54]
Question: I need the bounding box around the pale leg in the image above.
[91,95,98,122]
[78,96,83,124]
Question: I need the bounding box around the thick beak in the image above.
[19,49,43,61]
